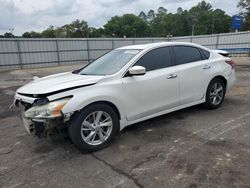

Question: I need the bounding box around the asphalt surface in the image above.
[0,58,250,188]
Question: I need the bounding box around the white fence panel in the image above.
[114,40,133,48]
[58,40,87,51]
[20,40,57,52]
[0,41,18,53]
[0,31,249,69]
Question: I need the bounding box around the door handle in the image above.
[167,74,177,79]
[203,65,211,69]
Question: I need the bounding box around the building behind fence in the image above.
[0,31,250,69]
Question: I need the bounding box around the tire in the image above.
[204,78,226,109]
[68,103,119,152]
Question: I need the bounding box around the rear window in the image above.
[173,46,202,65]
[200,49,210,59]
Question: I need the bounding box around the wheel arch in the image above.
[210,75,227,88]
[82,100,121,120]
[204,75,227,98]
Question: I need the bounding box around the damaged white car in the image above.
[14,42,236,152]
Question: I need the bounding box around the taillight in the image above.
[225,60,235,69]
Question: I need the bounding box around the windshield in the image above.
[78,49,140,75]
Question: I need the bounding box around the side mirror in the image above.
[128,66,146,76]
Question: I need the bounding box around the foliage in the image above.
[238,0,250,14]
[22,31,41,38]
[104,14,151,37]
[3,32,15,38]
[4,0,249,38]
[41,26,57,38]
[61,19,89,37]
[238,0,250,30]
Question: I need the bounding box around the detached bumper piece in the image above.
[17,99,67,138]
[31,118,65,138]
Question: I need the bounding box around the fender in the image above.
[47,85,127,120]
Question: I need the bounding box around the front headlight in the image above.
[24,97,71,119]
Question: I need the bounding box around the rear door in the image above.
[122,47,180,121]
[172,45,211,105]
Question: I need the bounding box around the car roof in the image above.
[117,42,207,50]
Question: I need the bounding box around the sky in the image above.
[0,0,240,36]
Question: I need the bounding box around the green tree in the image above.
[22,31,41,38]
[19,1,235,38]
[150,7,170,37]
[41,26,57,38]
[4,32,14,38]
[238,0,250,13]
[138,11,147,22]
[212,9,231,33]
[61,19,89,37]
[189,1,213,35]
[238,0,250,30]
[158,7,167,14]
[104,14,150,37]
[88,27,105,37]
[173,9,191,36]
[147,10,155,22]
[177,7,183,15]
[54,27,67,38]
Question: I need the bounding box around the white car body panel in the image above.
[15,42,236,131]
[176,59,211,105]
[17,72,104,95]
[212,49,229,56]
[122,66,179,121]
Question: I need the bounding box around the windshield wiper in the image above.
[80,73,106,76]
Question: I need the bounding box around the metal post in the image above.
[55,39,60,65]
[111,39,114,49]
[16,39,23,69]
[216,34,219,49]
[86,38,90,63]
[212,14,215,34]
[192,24,195,36]
[132,39,135,45]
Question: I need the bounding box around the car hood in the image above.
[17,72,104,95]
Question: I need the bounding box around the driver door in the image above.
[121,47,180,121]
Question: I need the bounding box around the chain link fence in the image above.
[0,31,250,69]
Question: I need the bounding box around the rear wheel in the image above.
[204,78,226,109]
[68,103,119,152]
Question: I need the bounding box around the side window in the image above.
[200,49,210,59]
[135,47,172,71]
[173,46,202,65]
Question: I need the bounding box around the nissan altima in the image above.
[14,42,236,151]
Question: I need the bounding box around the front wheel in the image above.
[68,103,119,152]
[204,78,226,109]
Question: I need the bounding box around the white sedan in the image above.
[14,42,236,152]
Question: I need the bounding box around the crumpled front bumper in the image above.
[15,95,70,138]
[20,111,65,138]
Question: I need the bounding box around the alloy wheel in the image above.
[80,111,113,146]
[209,82,224,105]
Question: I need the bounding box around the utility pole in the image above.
[212,14,215,34]
[191,16,197,36]
[192,24,195,36]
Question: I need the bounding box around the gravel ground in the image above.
[0,58,250,188]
